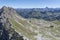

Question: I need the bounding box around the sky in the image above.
[0,0,60,8]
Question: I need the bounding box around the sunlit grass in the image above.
[9,18,37,40]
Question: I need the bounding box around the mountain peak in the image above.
[2,6,7,8]
[1,6,16,15]
[2,6,8,9]
[1,6,9,13]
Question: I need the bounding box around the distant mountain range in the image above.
[16,7,60,21]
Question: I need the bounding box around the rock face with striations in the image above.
[0,6,24,40]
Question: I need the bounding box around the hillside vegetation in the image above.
[0,6,60,40]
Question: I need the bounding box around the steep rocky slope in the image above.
[0,6,24,40]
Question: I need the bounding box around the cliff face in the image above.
[0,6,24,40]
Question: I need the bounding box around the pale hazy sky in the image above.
[0,0,60,8]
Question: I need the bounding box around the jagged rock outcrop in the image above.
[0,6,24,40]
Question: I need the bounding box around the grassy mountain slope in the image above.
[1,6,60,40]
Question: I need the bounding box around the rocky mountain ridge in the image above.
[0,6,24,40]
